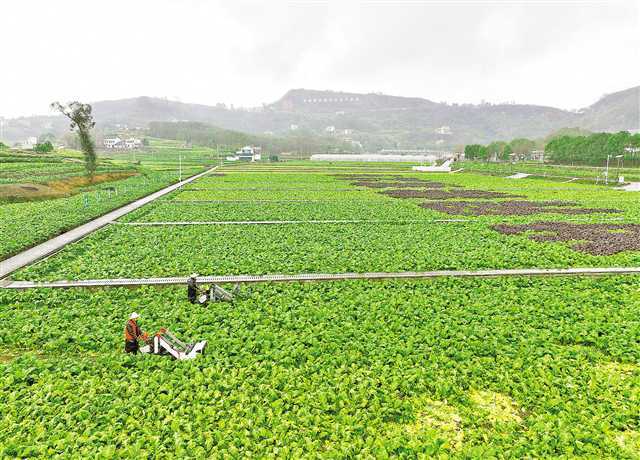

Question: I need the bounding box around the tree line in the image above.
[464,131,640,165]
[545,131,640,165]
[464,138,539,161]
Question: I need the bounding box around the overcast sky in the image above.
[1,0,638,118]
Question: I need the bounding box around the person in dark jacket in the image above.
[124,312,145,354]
[187,273,200,303]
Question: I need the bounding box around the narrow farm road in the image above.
[5,266,640,289]
[0,166,219,279]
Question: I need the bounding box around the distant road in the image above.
[0,166,218,279]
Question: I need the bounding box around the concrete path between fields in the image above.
[0,166,218,279]
[3,266,640,289]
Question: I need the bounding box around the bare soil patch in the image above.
[384,189,523,200]
[0,171,137,203]
[492,222,640,255]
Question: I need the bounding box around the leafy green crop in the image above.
[1,276,639,457]
[2,163,640,457]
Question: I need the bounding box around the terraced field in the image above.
[1,162,639,457]
[0,145,217,260]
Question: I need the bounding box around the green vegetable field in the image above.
[0,143,218,260]
[1,162,639,457]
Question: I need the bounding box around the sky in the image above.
[1,0,638,118]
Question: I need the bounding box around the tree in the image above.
[509,138,535,156]
[464,144,488,160]
[51,101,97,180]
[34,141,54,153]
[38,132,57,144]
[486,141,507,161]
[502,144,513,161]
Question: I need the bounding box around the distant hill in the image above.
[268,89,436,113]
[578,86,639,132]
[1,86,637,150]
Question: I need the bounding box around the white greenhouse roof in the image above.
[310,154,441,162]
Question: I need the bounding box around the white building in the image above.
[289,124,299,131]
[435,126,452,135]
[103,137,122,149]
[103,137,142,150]
[235,146,262,161]
[325,126,335,134]
[124,138,142,149]
[23,137,38,149]
[378,149,455,161]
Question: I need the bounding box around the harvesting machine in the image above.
[140,328,207,360]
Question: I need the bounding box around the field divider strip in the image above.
[4,267,640,289]
[110,219,469,226]
[113,217,632,226]
[159,199,381,203]
[0,166,220,279]
[182,188,364,191]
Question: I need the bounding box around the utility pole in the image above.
[179,154,182,182]
[615,154,624,183]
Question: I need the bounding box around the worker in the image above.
[124,312,145,354]
[187,273,200,303]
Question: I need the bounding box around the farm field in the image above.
[0,144,218,260]
[15,166,640,281]
[465,161,640,183]
[1,161,640,457]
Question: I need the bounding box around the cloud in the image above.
[0,0,637,117]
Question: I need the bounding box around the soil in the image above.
[420,200,621,216]
[0,171,138,203]
[492,222,640,255]
[383,189,523,200]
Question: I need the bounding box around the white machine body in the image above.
[140,329,207,360]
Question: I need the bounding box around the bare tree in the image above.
[51,101,97,180]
